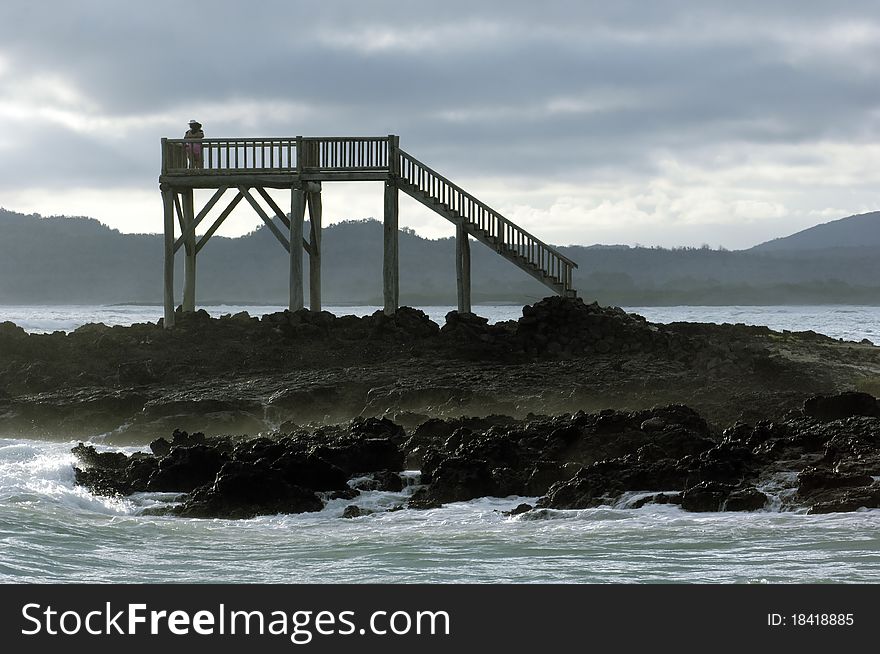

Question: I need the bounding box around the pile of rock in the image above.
[515,296,667,358]
[255,305,442,343]
[72,392,880,518]
[538,391,880,514]
[438,311,518,358]
[407,404,716,508]
[1,296,774,400]
[72,417,406,519]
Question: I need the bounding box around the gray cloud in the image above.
[1,0,879,245]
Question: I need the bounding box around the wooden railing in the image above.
[396,149,577,292]
[303,137,390,171]
[161,136,391,174]
[160,134,576,295]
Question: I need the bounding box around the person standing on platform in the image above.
[184,119,204,169]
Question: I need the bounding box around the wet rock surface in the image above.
[72,392,880,518]
[73,417,404,519]
[5,295,874,443]
[537,394,880,514]
[5,295,878,518]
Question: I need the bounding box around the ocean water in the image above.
[1,304,879,583]
[1,303,879,342]
[1,439,878,584]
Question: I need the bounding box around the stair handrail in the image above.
[396,148,578,289]
[396,149,578,269]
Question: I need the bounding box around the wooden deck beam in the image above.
[159,171,391,187]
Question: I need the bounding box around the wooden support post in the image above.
[182,188,196,312]
[383,180,399,315]
[290,184,305,311]
[161,184,175,328]
[307,183,322,312]
[456,223,471,314]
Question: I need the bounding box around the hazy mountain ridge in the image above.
[1,208,878,305]
[749,211,880,252]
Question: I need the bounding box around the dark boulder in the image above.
[270,452,349,491]
[74,467,133,496]
[630,493,681,509]
[687,442,759,485]
[797,467,875,507]
[724,487,768,512]
[808,485,880,514]
[342,505,374,518]
[350,470,404,492]
[680,482,734,512]
[173,460,323,519]
[349,417,407,447]
[369,307,440,340]
[538,456,691,510]
[503,503,534,516]
[72,448,158,496]
[803,392,880,421]
[146,444,227,492]
[516,296,664,358]
[819,417,880,476]
[408,457,501,508]
[525,460,581,496]
[232,437,290,463]
[72,443,129,470]
[149,437,172,457]
[312,437,404,477]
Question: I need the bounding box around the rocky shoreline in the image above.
[3,296,878,442]
[3,295,880,517]
[71,390,880,518]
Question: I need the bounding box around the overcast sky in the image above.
[1,0,879,248]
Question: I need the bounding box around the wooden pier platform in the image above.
[159,135,577,328]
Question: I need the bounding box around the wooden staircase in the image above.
[159,134,579,326]
[395,149,578,297]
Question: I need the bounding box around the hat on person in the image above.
[189,119,200,125]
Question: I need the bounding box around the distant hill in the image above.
[1,207,879,305]
[750,211,880,252]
